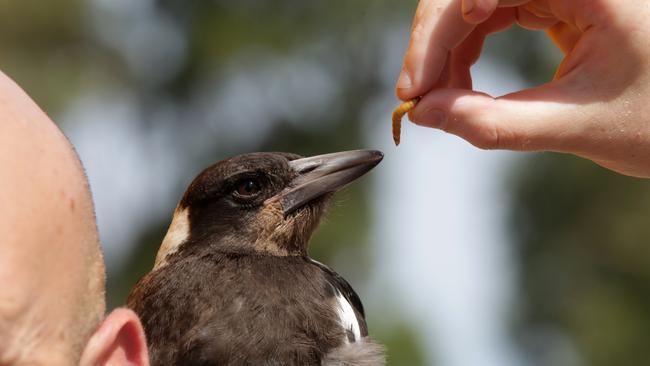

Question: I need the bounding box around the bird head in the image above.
[153,150,383,268]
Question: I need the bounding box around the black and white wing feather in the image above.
[309,259,386,366]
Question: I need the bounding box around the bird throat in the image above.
[250,200,314,256]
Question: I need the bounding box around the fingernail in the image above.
[397,69,412,90]
[462,0,474,15]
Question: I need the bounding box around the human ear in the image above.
[79,308,149,366]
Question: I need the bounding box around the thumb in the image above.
[409,83,588,152]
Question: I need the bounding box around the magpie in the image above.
[127,150,385,366]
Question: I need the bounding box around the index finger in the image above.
[396,0,478,100]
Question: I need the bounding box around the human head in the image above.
[0,71,148,365]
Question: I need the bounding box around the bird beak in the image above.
[272,149,384,215]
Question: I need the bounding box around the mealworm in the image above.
[391,97,420,146]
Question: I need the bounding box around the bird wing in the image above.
[308,258,367,335]
[330,268,366,319]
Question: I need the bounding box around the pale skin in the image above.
[0,70,149,365]
[397,0,650,178]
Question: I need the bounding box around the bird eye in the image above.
[234,179,261,198]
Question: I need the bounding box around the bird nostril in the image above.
[299,165,318,174]
[289,158,322,175]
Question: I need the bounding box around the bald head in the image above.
[0,71,105,364]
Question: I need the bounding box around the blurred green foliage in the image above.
[510,154,650,365]
[0,0,94,112]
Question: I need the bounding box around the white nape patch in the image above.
[153,207,190,270]
[336,290,362,343]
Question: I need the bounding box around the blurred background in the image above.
[3,1,650,365]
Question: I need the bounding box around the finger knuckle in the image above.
[471,121,514,150]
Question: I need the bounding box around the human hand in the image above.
[396,0,650,178]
